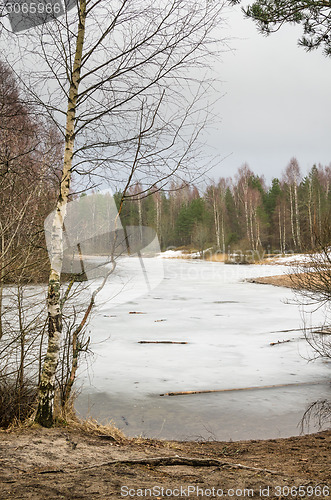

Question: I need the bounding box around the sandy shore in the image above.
[0,426,330,499]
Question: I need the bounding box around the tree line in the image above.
[117,161,331,256]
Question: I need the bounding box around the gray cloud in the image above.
[210,5,331,182]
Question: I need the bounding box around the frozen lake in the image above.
[75,258,330,441]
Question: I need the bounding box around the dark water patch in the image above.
[76,382,331,441]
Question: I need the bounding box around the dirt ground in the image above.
[0,426,330,499]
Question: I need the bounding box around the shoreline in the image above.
[1,257,329,498]
[247,274,298,289]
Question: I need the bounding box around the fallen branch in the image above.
[138,341,188,344]
[269,326,324,334]
[160,380,326,397]
[270,340,291,346]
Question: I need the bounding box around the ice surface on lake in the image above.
[76,258,330,441]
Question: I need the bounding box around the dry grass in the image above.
[4,411,126,443]
[53,393,127,442]
[1,389,126,444]
[0,380,37,429]
[67,416,126,442]
[248,274,301,288]
[249,271,329,290]
[205,253,227,262]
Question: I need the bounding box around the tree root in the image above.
[35,456,280,475]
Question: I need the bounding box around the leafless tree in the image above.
[283,157,302,250]
[0,60,63,426]
[289,217,331,362]
[2,0,227,426]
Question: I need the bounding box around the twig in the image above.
[270,340,291,346]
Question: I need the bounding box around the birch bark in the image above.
[289,185,296,248]
[278,207,282,253]
[294,181,301,249]
[308,177,314,248]
[212,191,221,249]
[35,0,86,427]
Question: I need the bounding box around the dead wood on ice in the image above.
[160,380,326,397]
[138,341,188,344]
[269,326,324,333]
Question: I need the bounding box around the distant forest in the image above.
[116,161,331,254]
[1,58,330,286]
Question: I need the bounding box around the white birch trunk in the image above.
[35,0,86,427]
[294,182,301,249]
[244,199,250,244]
[318,192,322,240]
[221,213,225,255]
[249,203,254,250]
[283,205,286,253]
[278,207,283,253]
[137,196,143,242]
[213,196,220,249]
[289,185,296,248]
[156,195,161,238]
[256,216,262,250]
[308,178,314,248]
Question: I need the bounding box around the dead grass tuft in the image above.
[1,389,126,443]
[69,416,127,442]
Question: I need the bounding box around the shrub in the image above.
[0,378,37,428]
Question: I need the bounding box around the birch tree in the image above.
[235,164,252,246]
[283,158,302,250]
[2,0,226,426]
[206,179,228,252]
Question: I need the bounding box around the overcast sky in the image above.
[2,2,329,187]
[208,4,331,184]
